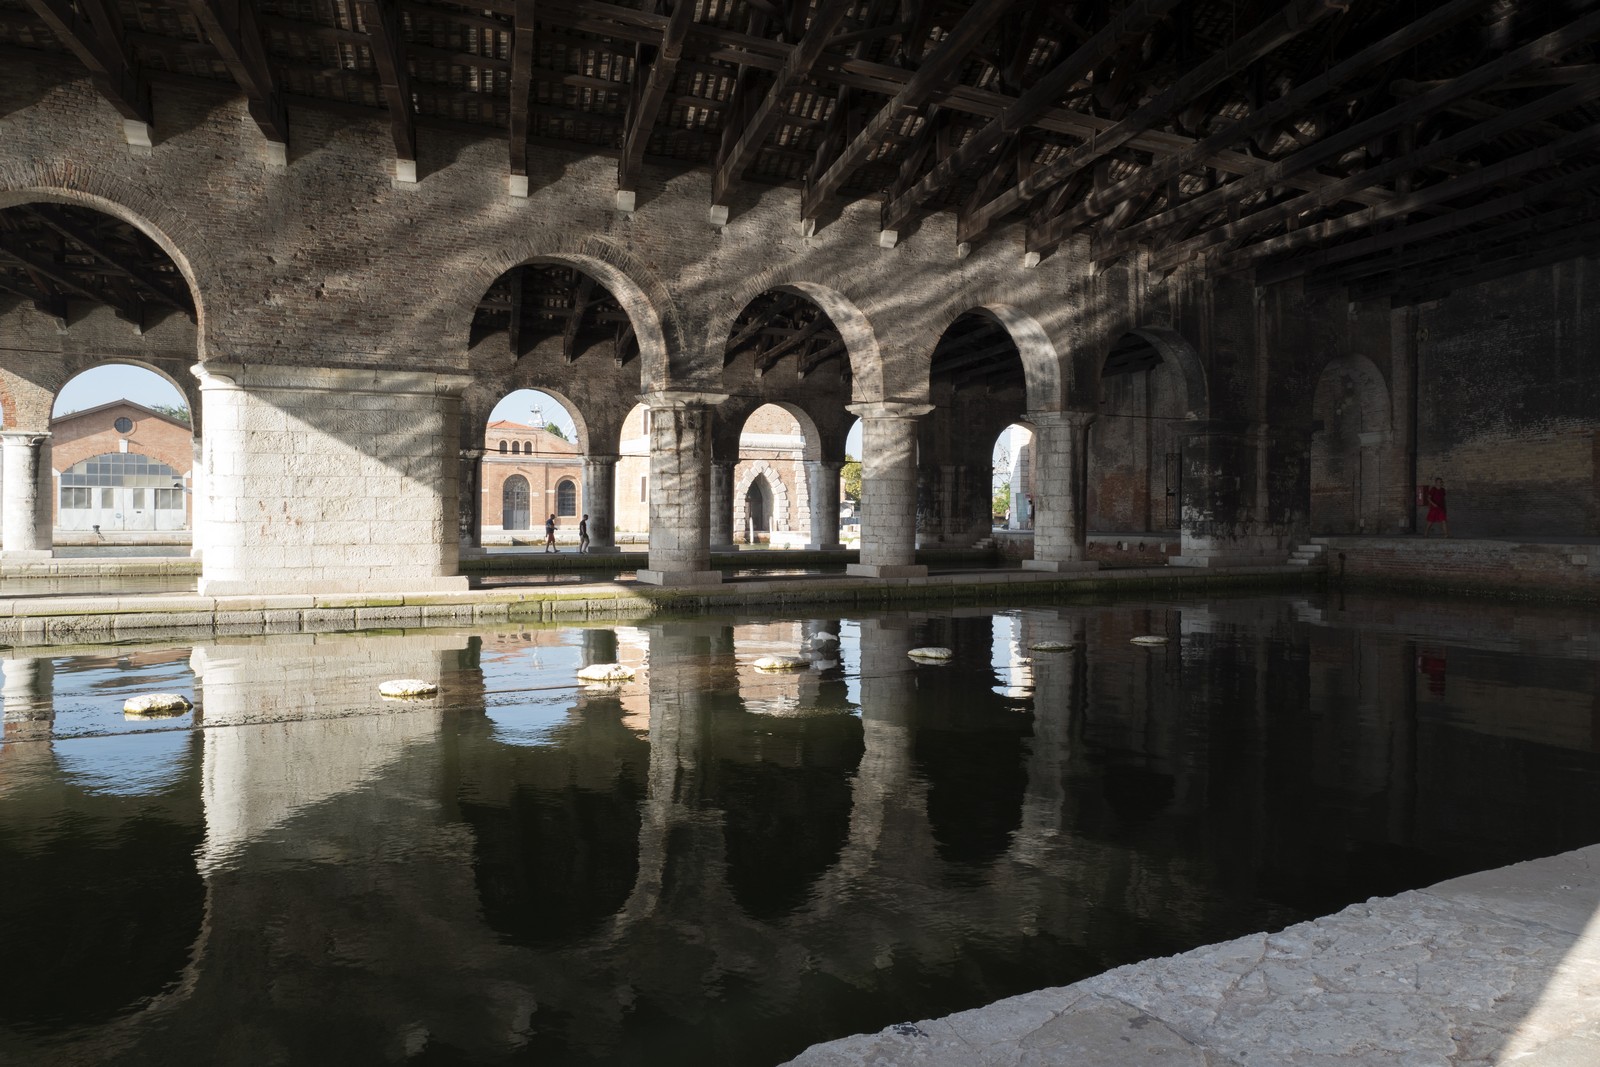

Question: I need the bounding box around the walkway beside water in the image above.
[786,845,1600,1067]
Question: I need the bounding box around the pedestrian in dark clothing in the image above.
[545,513,557,552]
[578,514,590,553]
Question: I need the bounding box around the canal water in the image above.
[2,593,1598,1066]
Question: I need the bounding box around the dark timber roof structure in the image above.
[4,0,1600,326]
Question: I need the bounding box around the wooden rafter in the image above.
[509,0,537,178]
[0,241,144,321]
[185,0,288,144]
[562,274,596,360]
[618,0,696,193]
[22,0,150,124]
[355,0,417,165]
[24,205,192,316]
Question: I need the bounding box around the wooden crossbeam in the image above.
[355,0,417,165]
[959,0,1345,245]
[1151,72,1600,271]
[185,0,288,145]
[754,314,831,374]
[1098,6,1600,265]
[508,269,525,357]
[509,0,536,178]
[1245,147,1600,285]
[1395,222,1600,304]
[711,0,855,209]
[881,0,1183,234]
[618,0,696,193]
[23,0,150,125]
[25,205,191,315]
[802,0,1016,220]
[931,337,1019,378]
[797,336,848,377]
[562,274,595,361]
[0,241,143,320]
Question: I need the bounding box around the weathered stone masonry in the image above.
[2,67,1597,593]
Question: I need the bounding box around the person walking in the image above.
[577,513,590,553]
[544,513,557,552]
[1423,478,1449,537]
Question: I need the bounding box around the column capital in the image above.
[194,362,474,396]
[1026,409,1095,430]
[460,447,485,460]
[846,400,933,420]
[643,389,728,410]
[0,430,52,445]
[584,452,620,464]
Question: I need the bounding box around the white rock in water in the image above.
[1130,635,1169,646]
[577,663,635,682]
[1028,641,1072,652]
[907,646,954,661]
[123,693,193,717]
[379,679,439,698]
[753,655,808,671]
[809,632,839,645]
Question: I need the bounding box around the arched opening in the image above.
[723,403,813,549]
[744,474,772,542]
[479,388,584,545]
[502,475,531,531]
[471,263,639,370]
[49,365,195,542]
[1311,356,1393,534]
[614,402,651,545]
[1088,330,1202,546]
[723,290,850,386]
[926,310,1027,547]
[994,423,1034,531]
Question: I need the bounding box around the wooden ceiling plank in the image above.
[711,0,857,211]
[618,0,697,193]
[802,0,1017,220]
[960,0,1344,245]
[185,0,289,145]
[22,0,152,129]
[880,0,1184,234]
[1100,6,1600,264]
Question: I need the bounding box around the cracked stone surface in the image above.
[784,845,1600,1067]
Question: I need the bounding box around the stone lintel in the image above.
[194,362,474,396]
[845,401,935,420]
[847,563,927,579]
[637,569,724,587]
[643,389,729,410]
[1022,559,1099,572]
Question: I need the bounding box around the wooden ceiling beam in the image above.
[754,313,832,374]
[618,0,697,195]
[22,0,151,132]
[0,242,143,321]
[562,274,596,360]
[931,337,1019,378]
[960,0,1345,245]
[711,0,856,212]
[1379,218,1600,305]
[509,0,536,183]
[1099,6,1600,264]
[1151,72,1600,271]
[802,0,1017,221]
[797,336,848,377]
[185,0,289,147]
[881,0,1183,235]
[354,0,418,171]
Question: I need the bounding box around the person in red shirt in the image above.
[1424,478,1449,537]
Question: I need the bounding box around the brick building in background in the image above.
[49,400,193,532]
[480,420,582,539]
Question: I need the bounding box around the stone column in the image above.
[708,459,736,552]
[192,362,472,596]
[846,401,931,578]
[1171,420,1303,566]
[457,447,485,558]
[939,464,963,543]
[640,390,725,586]
[1,430,53,560]
[583,453,618,552]
[1025,411,1098,572]
[805,459,843,550]
[188,436,206,560]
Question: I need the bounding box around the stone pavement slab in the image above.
[785,846,1600,1067]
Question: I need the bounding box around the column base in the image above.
[806,541,844,551]
[1169,553,1287,568]
[1022,559,1100,572]
[0,549,53,561]
[847,563,927,579]
[637,568,724,587]
[709,543,737,553]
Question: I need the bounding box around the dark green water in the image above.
[2,593,1598,1065]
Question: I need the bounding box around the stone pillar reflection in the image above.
[847,402,931,578]
[1,430,53,559]
[640,391,725,586]
[188,435,206,560]
[1014,612,1084,855]
[1026,411,1098,571]
[2,656,54,745]
[805,459,843,550]
[709,459,736,552]
[583,453,618,552]
[458,447,485,557]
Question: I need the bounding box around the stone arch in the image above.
[448,237,681,393]
[0,170,211,354]
[50,361,202,436]
[466,385,591,457]
[712,275,884,401]
[713,398,824,463]
[927,303,1064,413]
[1311,354,1393,534]
[1122,327,1207,418]
[733,461,793,542]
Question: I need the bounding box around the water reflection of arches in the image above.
[1088,329,1207,539]
[1311,355,1393,534]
